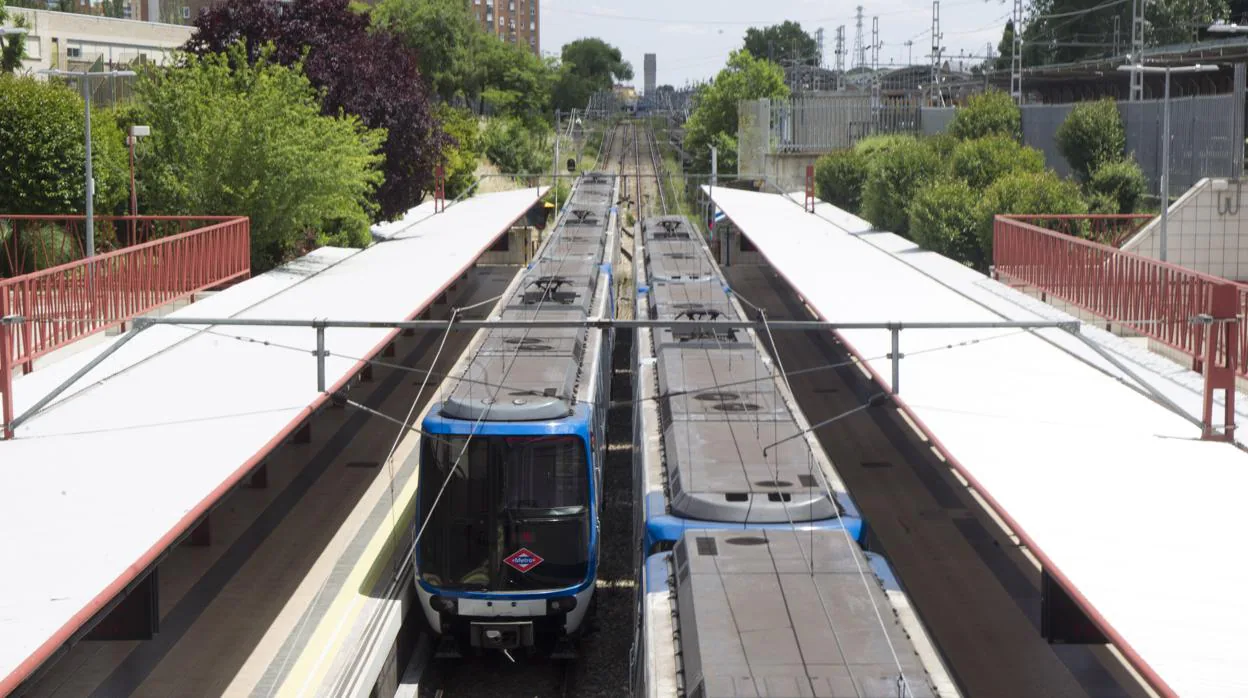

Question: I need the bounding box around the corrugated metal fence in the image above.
[923,94,1240,195]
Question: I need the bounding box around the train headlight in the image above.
[430,595,457,614]
[546,596,578,614]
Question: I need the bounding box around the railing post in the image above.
[805,164,816,213]
[889,325,902,395]
[1201,282,1238,441]
[1,291,14,440]
[315,321,327,393]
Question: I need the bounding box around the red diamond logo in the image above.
[504,548,544,573]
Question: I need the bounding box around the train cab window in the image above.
[503,436,587,513]
[418,435,590,592]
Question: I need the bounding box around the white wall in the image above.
[1122,178,1248,281]
[8,8,191,76]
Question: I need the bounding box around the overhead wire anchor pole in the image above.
[315,319,327,393]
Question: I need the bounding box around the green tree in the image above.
[949,90,1021,141]
[861,137,943,236]
[743,21,819,66]
[1022,0,1227,66]
[949,136,1045,189]
[1056,98,1125,181]
[0,76,127,215]
[372,0,477,102]
[436,103,480,198]
[128,49,384,270]
[475,35,554,125]
[910,180,985,268]
[977,169,1087,258]
[552,38,632,112]
[994,20,1014,72]
[481,115,550,174]
[1,0,29,74]
[684,50,788,174]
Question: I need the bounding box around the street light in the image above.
[1117,62,1219,261]
[0,27,28,36]
[39,68,136,262]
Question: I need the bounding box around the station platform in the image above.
[0,187,545,695]
[708,187,1248,698]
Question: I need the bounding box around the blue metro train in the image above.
[414,173,619,656]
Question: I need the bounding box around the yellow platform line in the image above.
[275,446,422,697]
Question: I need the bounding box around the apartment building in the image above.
[468,0,539,55]
[8,6,191,76]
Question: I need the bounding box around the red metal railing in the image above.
[1,216,250,438]
[1,215,238,277]
[994,214,1238,440]
[1001,213,1155,248]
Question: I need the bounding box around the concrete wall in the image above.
[753,152,819,194]
[9,8,191,76]
[1122,178,1248,280]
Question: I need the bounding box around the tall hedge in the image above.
[949,136,1045,190]
[1056,98,1125,181]
[814,148,867,213]
[949,90,1021,141]
[861,137,943,236]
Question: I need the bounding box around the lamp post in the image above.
[1116,63,1219,261]
[39,68,136,262]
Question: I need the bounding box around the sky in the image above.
[541,0,1018,88]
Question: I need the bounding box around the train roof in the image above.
[441,174,616,422]
[671,529,936,698]
[641,216,839,524]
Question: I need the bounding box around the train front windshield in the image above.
[419,435,590,592]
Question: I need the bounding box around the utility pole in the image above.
[853,6,866,70]
[835,25,846,90]
[871,16,881,129]
[1113,15,1122,56]
[1011,0,1024,104]
[931,0,944,106]
[905,40,914,66]
[1130,0,1145,101]
[815,27,825,68]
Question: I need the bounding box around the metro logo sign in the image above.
[504,548,544,573]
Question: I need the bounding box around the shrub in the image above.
[1087,158,1147,214]
[909,180,985,269]
[0,76,128,215]
[925,132,960,161]
[949,136,1045,190]
[814,148,868,213]
[482,116,551,175]
[1056,98,1125,181]
[949,90,1021,141]
[977,170,1087,258]
[861,138,943,236]
[852,134,915,164]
